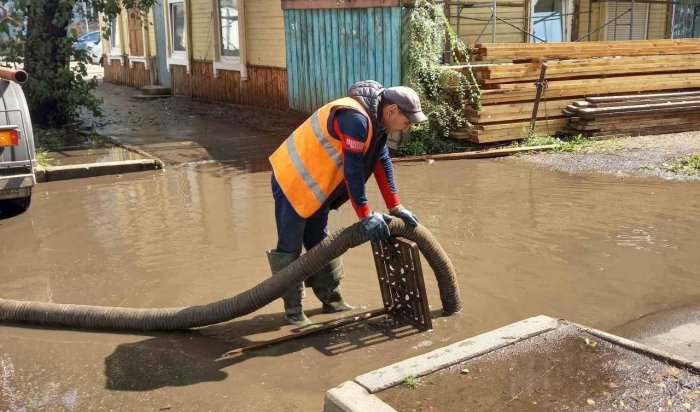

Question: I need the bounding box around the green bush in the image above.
[401,0,480,155]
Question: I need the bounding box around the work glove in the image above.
[361,212,392,242]
[389,205,419,227]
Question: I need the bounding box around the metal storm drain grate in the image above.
[219,236,433,359]
[371,237,433,331]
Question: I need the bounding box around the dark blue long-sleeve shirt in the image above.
[332,109,400,218]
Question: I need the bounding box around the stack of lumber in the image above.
[563,91,700,137]
[450,39,700,143]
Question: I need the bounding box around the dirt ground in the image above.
[505,132,700,181]
[85,82,304,138]
[79,82,304,165]
[83,81,700,181]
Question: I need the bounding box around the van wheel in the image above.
[0,192,32,216]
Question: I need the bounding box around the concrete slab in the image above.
[46,147,146,166]
[354,315,558,393]
[324,382,396,412]
[612,303,700,363]
[36,159,160,182]
[326,316,700,412]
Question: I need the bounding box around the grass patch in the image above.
[403,375,424,389]
[34,147,53,167]
[512,134,596,153]
[667,154,700,176]
[35,127,106,151]
[32,126,109,167]
[512,134,560,147]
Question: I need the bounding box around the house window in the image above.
[218,0,240,59]
[169,0,187,55]
[109,17,121,52]
[671,2,700,38]
[530,0,573,42]
[213,0,244,75]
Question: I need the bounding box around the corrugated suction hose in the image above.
[0,220,461,330]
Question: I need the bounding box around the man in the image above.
[267,80,427,326]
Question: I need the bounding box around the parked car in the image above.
[86,39,103,66]
[0,68,35,216]
[73,31,100,52]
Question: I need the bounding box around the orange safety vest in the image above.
[269,97,375,218]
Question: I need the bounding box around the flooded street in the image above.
[1,159,699,410]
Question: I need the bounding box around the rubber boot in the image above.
[266,250,313,327]
[306,257,355,313]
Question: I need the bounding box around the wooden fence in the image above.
[170,63,289,111]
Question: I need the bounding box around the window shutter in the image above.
[605,2,649,40]
[128,9,144,56]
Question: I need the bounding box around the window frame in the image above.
[109,17,121,54]
[104,14,124,65]
[165,0,190,71]
[213,0,245,75]
[528,0,574,42]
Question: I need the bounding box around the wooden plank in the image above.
[478,76,700,104]
[453,118,569,143]
[584,90,700,103]
[467,98,571,122]
[390,7,401,86]
[585,95,700,108]
[474,43,700,54]
[219,309,390,359]
[473,55,700,84]
[475,116,568,130]
[282,0,398,9]
[575,112,700,126]
[494,73,700,91]
[477,42,700,61]
[576,101,700,118]
[570,115,700,131]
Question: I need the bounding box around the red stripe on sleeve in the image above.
[374,162,400,209]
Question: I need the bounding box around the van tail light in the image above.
[0,129,19,147]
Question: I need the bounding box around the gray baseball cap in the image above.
[383,86,428,124]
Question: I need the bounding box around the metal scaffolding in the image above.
[445,0,700,44]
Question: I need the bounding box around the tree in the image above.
[0,0,151,127]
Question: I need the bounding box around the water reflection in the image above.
[2,159,700,338]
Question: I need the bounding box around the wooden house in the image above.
[102,0,403,113]
[102,0,289,111]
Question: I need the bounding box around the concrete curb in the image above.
[36,159,160,182]
[355,315,558,393]
[324,315,700,412]
[569,321,700,373]
[392,144,559,163]
[324,382,396,412]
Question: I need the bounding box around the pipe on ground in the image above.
[0,220,461,331]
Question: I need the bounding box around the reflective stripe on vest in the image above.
[269,97,374,218]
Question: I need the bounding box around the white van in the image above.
[0,69,35,215]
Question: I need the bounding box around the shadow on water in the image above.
[103,310,423,392]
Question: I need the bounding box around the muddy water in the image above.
[47,146,146,166]
[1,159,699,410]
